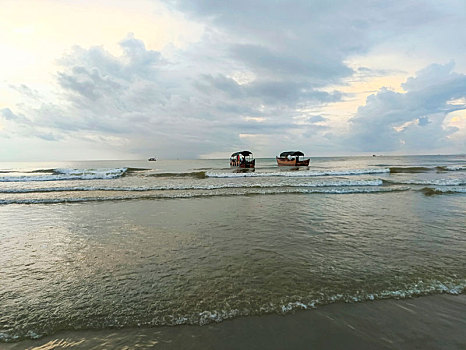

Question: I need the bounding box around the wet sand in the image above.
[5,294,465,350]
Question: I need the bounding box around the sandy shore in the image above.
[4,294,465,350]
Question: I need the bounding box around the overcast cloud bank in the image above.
[1,0,465,159]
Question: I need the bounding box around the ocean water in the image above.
[0,155,465,343]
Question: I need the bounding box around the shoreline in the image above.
[4,294,465,349]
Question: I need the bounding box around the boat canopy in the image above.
[279,151,304,157]
[231,151,253,157]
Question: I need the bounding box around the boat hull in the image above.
[276,157,310,167]
[230,159,255,168]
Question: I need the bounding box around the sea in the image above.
[0,155,465,344]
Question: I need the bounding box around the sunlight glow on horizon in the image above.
[0,0,203,94]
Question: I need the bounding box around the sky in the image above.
[1,0,465,160]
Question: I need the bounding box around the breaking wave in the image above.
[29,168,58,174]
[0,168,129,182]
[384,179,466,186]
[146,171,207,179]
[389,165,466,173]
[389,166,433,173]
[0,186,408,205]
[206,168,390,178]
[0,179,384,194]
[420,187,466,195]
[1,278,463,342]
[3,164,462,182]
[436,165,466,171]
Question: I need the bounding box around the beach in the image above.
[4,294,465,349]
[2,0,465,347]
[1,155,465,348]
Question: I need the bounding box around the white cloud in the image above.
[347,62,466,153]
[1,0,466,160]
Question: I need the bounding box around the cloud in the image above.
[0,108,32,126]
[167,0,463,79]
[1,108,21,121]
[2,1,466,159]
[308,115,327,123]
[229,44,352,82]
[197,74,343,107]
[346,62,466,152]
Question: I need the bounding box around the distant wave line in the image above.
[383,179,466,186]
[0,187,410,205]
[0,167,152,182]
[206,168,391,178]
[0,180,385,193]
[0,164,463,182]
[389,165,466,173]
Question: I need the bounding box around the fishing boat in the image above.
[148,157,157,161]
[230,151,255,168]
[276,151,310,166]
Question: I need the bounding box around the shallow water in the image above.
[0,155,465,342]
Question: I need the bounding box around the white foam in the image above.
[0,168,128,182]
[281,301,308,313]
[25,330,41,339]
[190,280,465,326]
[390,179,466,186]
[294,179,384,187]
[198,309,241,326]
[430,187,466,193]
[54,167,127,176]
[444,165,466,171]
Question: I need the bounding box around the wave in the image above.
[0,168,129,182]
[6,164,462,182]
[388,165,466,173]
[146,171,207,179]
[420,187,466,195]
[0,187,408,205]
[29,168,56,174]
[389,166,433,173]
[206,168,390,178]
[1,278,463,342]
[384,179,466,186]
[0,180,385,194]
[436,165,466,171]
[123,167,151,174]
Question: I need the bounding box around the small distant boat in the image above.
[230,151,255,168]
[276,151,310,167]
[148,157,157,161]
